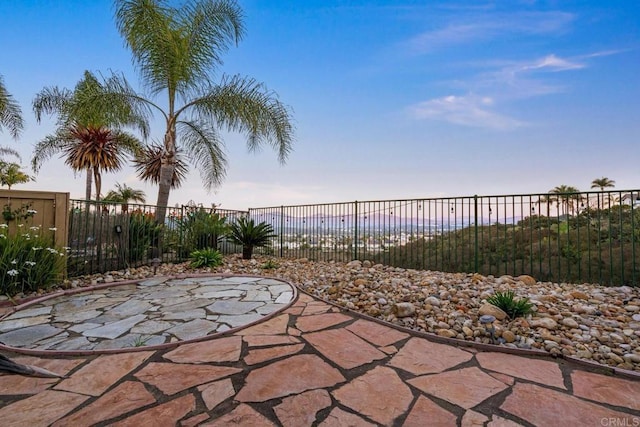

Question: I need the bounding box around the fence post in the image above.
[474,195,479,272]
[279,206,284,258]
[353,201,359,260]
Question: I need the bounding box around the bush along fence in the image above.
[247,190,640,286]
[67,200,246,277]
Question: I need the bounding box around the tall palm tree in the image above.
[103,182,146,212]
[32,71,148,201]
[0,75,24,162]
[0,162,31,189]
[96,0,294,223]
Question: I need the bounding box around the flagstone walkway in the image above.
[0,275,639,426]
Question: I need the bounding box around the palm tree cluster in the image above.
[2,0,295,219]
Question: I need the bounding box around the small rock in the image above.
[517,275,537,287]
[425,296,441,307]
[531,317,558,330]
[625,305,640,313]
[623,353,640,363]
[561,317,580,329]
[393,302,416,318]
[436,329,457,338]
[346,260,362,268]
[502,330,516,343]
[478,303,508,321]
[570,291,589,300]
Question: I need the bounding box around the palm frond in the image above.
[177,120,227,190]
[116,0,244,97]
[0,146,21,162]
[186,75,294,164]
[0,76,25,139]
[31,131,75,173]
[133,143,188,188]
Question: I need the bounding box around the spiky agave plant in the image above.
[227,217,276,259]
[486,290,534,319]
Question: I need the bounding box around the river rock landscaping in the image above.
[5,255,640,372]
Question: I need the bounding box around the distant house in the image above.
[620,192,640,206]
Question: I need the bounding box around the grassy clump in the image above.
[189,248,223,268]
[486,290,534,319]
[0,224,66,297]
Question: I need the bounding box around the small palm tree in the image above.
[228,217,276,259]
[0,75,24,162]
[32,71,147,200]
[0,162,31,189]
[103,182,146,212]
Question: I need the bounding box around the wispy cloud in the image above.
[407,11,574,54]
[408,94,524,130]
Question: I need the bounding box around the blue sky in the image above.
[1,0,639,210]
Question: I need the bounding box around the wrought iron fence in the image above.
[66,190,640,285]
[248,190,640,286]
[67,200,247,276]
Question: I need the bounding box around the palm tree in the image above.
[591,177,615,191]
[0,75,24,162]
[0,162,31,189]
[103,182,146,212]
[96,0,294,223]
[591,177,615,209]
[549,185,581,216]
[32,71,148,200]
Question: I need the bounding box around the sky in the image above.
[1,0,639,211]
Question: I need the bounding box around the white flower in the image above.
[49,227,57,231]
[32,247,42,251]
[24,261,36,267]
[7,269,19,276]
[27,209,37,214]
[18,224,24,228]
[47,248,59,254]
[30,226,39,231]
[10,259,17,264]
[0,223,8,228]
[0,234,5,239]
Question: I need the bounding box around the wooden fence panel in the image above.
[0,190,69,248]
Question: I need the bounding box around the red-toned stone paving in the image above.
[1,290,640,426]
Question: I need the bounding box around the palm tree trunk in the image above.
[85,168,92,200]
[155,126,177,224]
[93,167,101,202]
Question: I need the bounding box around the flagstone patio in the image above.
[0,275,639,426]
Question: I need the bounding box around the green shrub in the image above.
[189,248,223,268]
[227,218,276,260]
[177,208,228,256]
[261,259,279,270]
[128,211,162,263]
[486,290,534,319]
[0,225,66,297]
